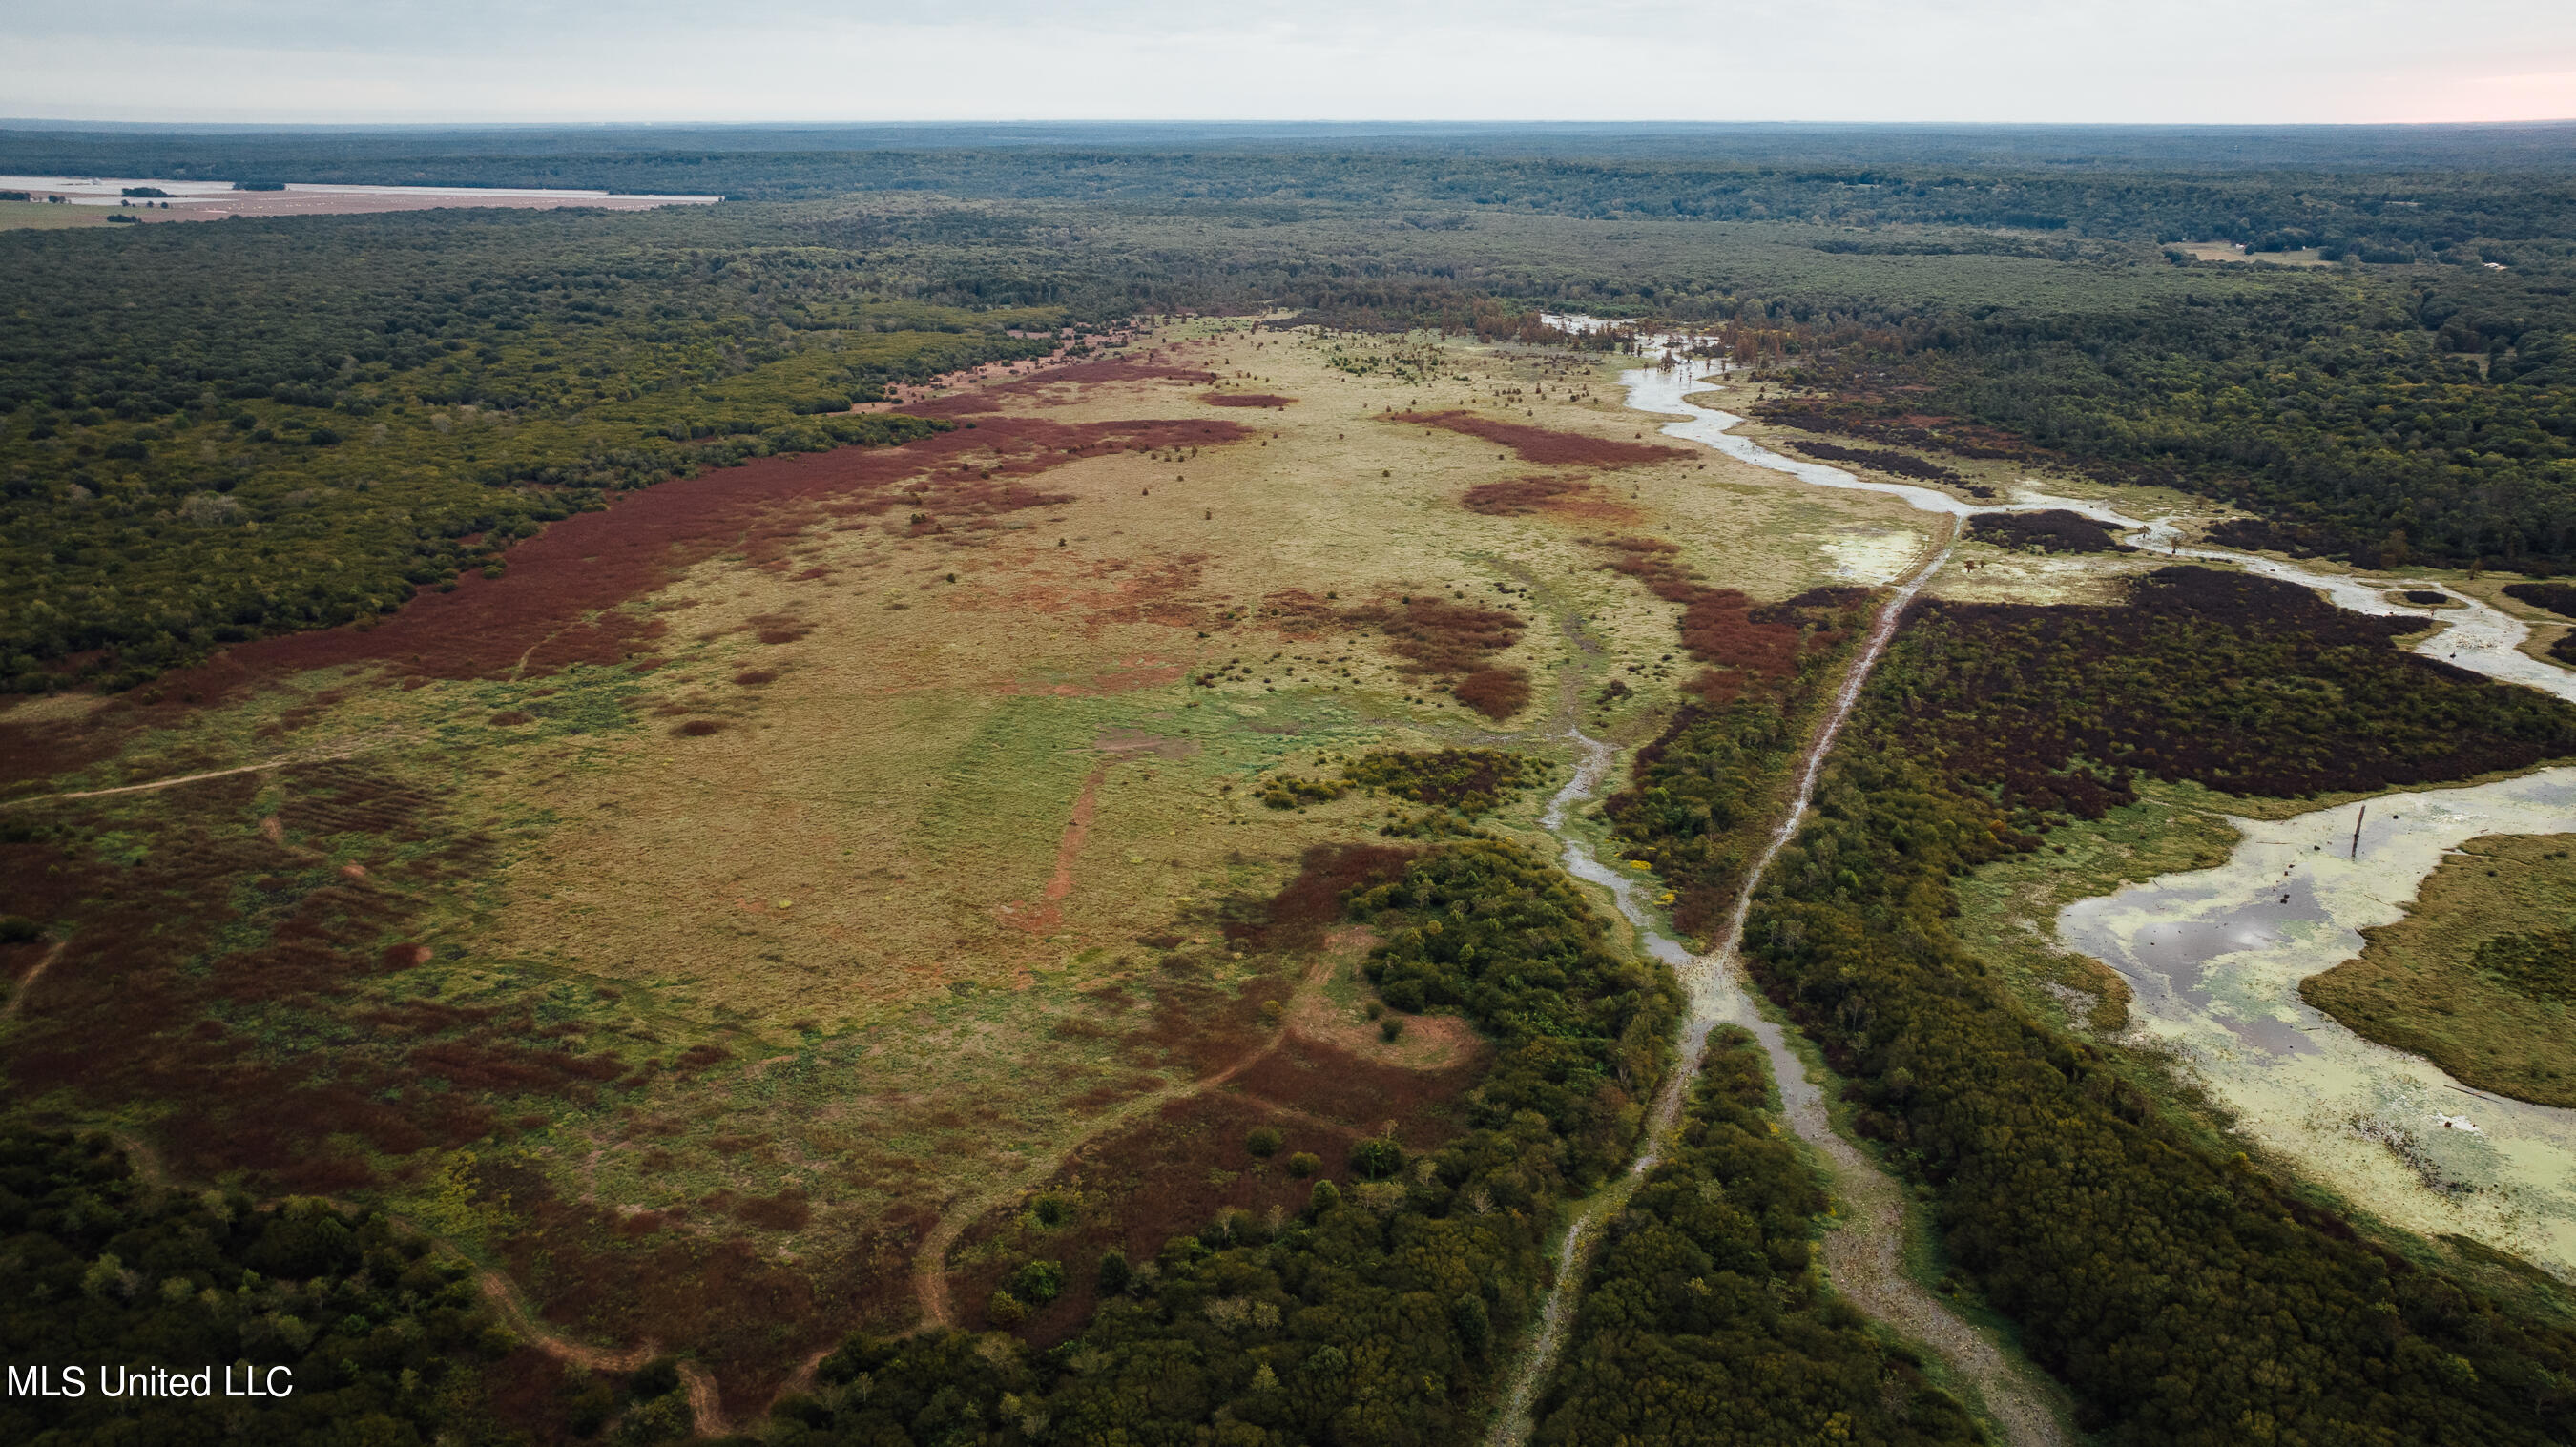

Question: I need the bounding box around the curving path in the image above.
[908,952,1345,1328]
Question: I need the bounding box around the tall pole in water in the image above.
[2351,804,2367,860]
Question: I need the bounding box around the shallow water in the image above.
[2061,773,2576,1269]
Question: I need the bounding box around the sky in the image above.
[4,0,2572,126]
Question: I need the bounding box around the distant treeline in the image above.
[5,126,2573,262]
[1776,268,2576,569]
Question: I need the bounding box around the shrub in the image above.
[1006,1259,1064,1306]
[1245,1127,1282,1159]
[1283,1151,1320,1179]
[1348,1137,1404,1181]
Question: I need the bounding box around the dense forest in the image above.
[1771,267,2576,569]
[1612,568,2576,1442]
[1531,1030,1983,1446]
[0,1128,558,1443]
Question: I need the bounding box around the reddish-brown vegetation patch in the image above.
[748,614,814,645]
[1228,843,1416,955]
[671,719,726,737]
[0,706,144,796]
[1967,509,2132,554]
[1891,567,2576,815]
[1239,589,1532,718]
[1396,410,1687,468]
[120,414,1248,710]
[474,1148,929,1416]
[1593,537,1859,700]
[905,357,1220,415]
[1459,475,1634,523]
[1345,594,1531,719]
[1200,393,1295,408]
[1758,397,2181,493]
[1781,436,1971,487]
[1452,669,1534,717]
[0,762,534,1190]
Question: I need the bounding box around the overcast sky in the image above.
[4,0,2570,125]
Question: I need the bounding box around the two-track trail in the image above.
[1488,342,2069,1446]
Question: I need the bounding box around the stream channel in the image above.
[1501,322,2576,1440]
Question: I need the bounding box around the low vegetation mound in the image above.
[1257,748,1546,816]
[1532,1028,1981,1445]
[2301,835,2576,1106]
[2503,582,2576,620]
[1399,410,1687,467]
[1781,435,1968,486]
[1966,508,2131,553]
[2479,928,2576,1003]
[2503,582,2576,662]
[1199,392,1294,408]
[1885,566,2576,820]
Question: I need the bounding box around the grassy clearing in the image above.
[2301,833,2576,1106]
[0,199,120,230]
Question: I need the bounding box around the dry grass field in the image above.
[0,317,1937,1416]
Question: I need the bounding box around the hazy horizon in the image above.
[5,0,2570,127]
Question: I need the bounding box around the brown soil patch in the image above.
[1396,410,1688,467]
[1201,393,1295,408]
[998,763,1110,934]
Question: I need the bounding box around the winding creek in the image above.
[1502,323,2576,1440]
[1499,337,2067,1446]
